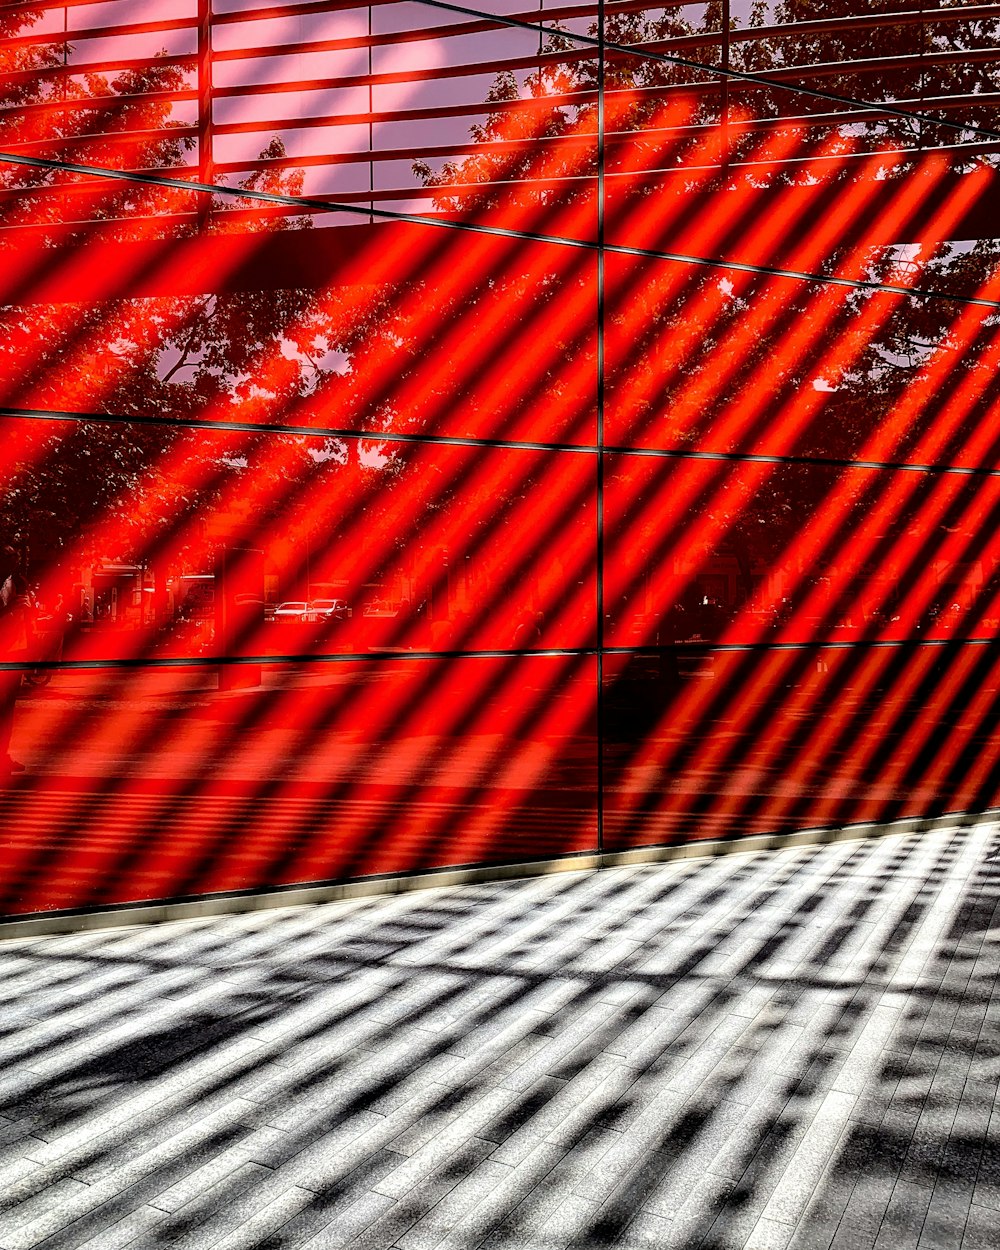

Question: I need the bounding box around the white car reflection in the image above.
[309,598,350,621]
[271,601,312,623]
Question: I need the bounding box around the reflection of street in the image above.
[9,664,594,786]
[0,659,599,916]
[5,639,1000,918]
[602,645,1000,845]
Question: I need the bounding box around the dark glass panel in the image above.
[604,454,1000,649]
[602,640,1000,850]
[606,148,994,280]
[0,421,596,662]
[0,653,598,915]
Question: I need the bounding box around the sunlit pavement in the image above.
[1,824,998,1250]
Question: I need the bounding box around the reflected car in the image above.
[309,598,350,621]
[363,599,399,618]
[272,601,312,623]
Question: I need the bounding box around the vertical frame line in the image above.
[918,1,925,152]
[197,0,213,229]
[596,0,606,857]
[721,0,730,168]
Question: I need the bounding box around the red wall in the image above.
[1,2,999,917]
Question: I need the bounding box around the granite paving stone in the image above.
[66,1205,171,1250]
[2,824,998,1249]
[914,1177,973,1249]
[871,1177,936,1249]
[959,1201,998,1250]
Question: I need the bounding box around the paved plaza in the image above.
[0,822,998,1250]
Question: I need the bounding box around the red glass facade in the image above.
[1,2,998,917]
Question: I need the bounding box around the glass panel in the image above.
[3,0,1000,924]
[0,232,597,444]
[604,252,1000,466]
[748,7,924,104]
[0,0,201,214]
[0,421,597,662]
[0,653,599,915]
[602,641,1000,850]
[606,150,994,285]
[920,9,1000,145]
[605,3,722,64]
[0,3,599,238]
[605,454,1000,649]
[602,38,995,290]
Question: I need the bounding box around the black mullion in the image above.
[11,407,1000,481]
[597,0,606,857]
[3,148,998,314]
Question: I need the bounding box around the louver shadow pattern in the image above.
[1,1,1000,917]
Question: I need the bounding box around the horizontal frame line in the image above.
[0,152,998,309]
[408,0,1000,143]
[8,1,996,60]
[6,406,1000,480]
[1,0,996,142]
[3,635,1000,674]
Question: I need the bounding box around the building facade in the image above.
[0,1,998,917]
